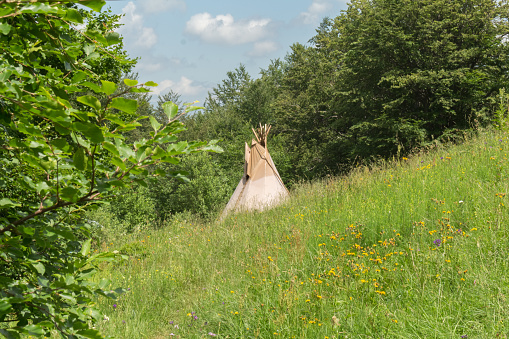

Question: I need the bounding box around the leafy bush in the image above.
[0,2,221,338]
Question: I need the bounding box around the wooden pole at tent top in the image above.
[252,124,271,147]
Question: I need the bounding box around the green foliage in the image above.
[333,0,509,157]
[273,41,340,178]
[149,152,233,219]
[0,2,221,338]
[271,0,509,178]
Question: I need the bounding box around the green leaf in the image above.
[0,70,11,82]
[144,81,158,87]
[21,154,50,172]
[184,105,204,114]
[40,158,57,171]
[20,3,57,14]
[104,114,127,127]
[83,44,95,56]
[88,252,118,264]
[77,268,97,281]
[162,102,178,121]
[0,23,12,35]
[81,238,92,256]
[151,146,166,160]
[83,125,104,143]
[59,293,76,304]
[53,228,76,241]
[64,8,83,23]
[200,144,224,153]
[168,141,188,154]
[0,329,21,339]
[86,52,100,61]
[170,170,190,183]
[80,0,106,12]
[76,329,103,339]
[72,71,88,83]
[77,95,101,110]
[123,79,138,87]
[60,187,80,202]
[110,97,138,114]
[98,278,111,289]
[20,227,35,236]
[38,276,50,287]
[105,32,121,46]
[65,275,75,285]
[149,116,162,132]
[130,87,151,93]
[101,80,116,96]
[0,301,12,315]
[35,182,50,193]
[102,141,120,156]
[82,81,103,93]
[134,179,148,187]
[115,139,135,159]
[0,198,20,209]
[51,138,71,152]
[86,29,107,45]
[73,148,86,171]
[30,262,45,275]
[24,325,45,336]
[110,156,126,171]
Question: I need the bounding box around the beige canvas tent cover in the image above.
[222,124,289,216]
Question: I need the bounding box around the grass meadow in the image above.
[93,129,509,338]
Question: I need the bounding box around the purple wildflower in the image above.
[122,320,126,324]
[169,321,173,325]
[434,239,441,246]
[208,333,217,337]
[113,304,117,309]
[194,316,198,320]
[461,335,467,338]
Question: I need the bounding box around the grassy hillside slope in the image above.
[95,129,509,338]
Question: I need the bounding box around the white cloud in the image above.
[136,55,196,73]
[185,13,271,45]
[247,40,279,57]
[118,2,157,49]
[137,61,163,73]
[150,76,205,97]
[139,0,185,14]
[299,0,333,25]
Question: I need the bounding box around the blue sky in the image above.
[104,0,349,105]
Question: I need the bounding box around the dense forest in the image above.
[1,0,509,337]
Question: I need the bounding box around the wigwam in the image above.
[222,124,289,217]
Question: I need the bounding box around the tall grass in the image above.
[94,129,509,338]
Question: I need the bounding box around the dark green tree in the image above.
[274,40,341,178]
[332,0,509,160]
[275,0,509,177]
